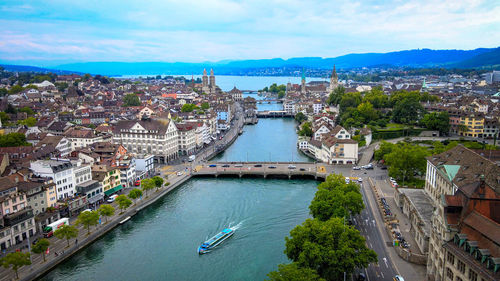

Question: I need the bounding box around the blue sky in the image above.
[0,0,499,66]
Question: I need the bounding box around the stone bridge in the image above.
[192,162,334,180]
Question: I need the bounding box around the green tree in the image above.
[0,251,31,279]
[294,112,307,123]
[98,204,115,223]
[392,95,424,125]
[19,107,35,115]
[356,102,378,123]
[0,88,8,96]
[152,176,164,192]
[0,133,31,147]
[266,263,325,281]
[54,224,78,248]
[8,85,23,95]
[327,86,345,105]
[0,112,10,123]
[82,73,92,81]
[420,112,450,135]
[76,210,99,235]
[181,103,198,112]
[55,82,69,92]
[5,103,17,114]
[374,141,395,161]
[141,178,155,198]
[309,174,364,221]
[115,195,132,214]
[200,102,210,110]
[122,93,141,107]
[284,217,377,281]
[362,86,388,108]
[339,92,362,112]
[128,188,143,205]
[298,122,313,137]
[32,238,50,262]
[458,124,469,135]
[384,143,430,183]
[18,117,37,127]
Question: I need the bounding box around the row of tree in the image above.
[267,174,377,281]
[0,176,169,279]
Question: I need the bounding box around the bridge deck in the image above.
[192,162,332,180]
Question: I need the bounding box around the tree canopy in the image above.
[98,204,115,223]
[76,210,99,235]
[294,112,307,123]
[383,142,430,184]
[284,217,377,281]
[128,189,143,204]
[116,195,132,214]
[298,122,313,137]
[181,103,198,112]
[420,111,450,135]
[141,178,155,197]
[0,133,31,147]
[266,263,325,281]
[152,176,164,191]
[54,224,78,248]
[200,102,210,110]
[327,86,345,105]
[32,238,50,262]
[309,174,364,221]
[122,93,141,107]
[0,251,31,279]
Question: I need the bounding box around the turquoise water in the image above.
[40,178,318,281]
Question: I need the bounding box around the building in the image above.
[228,87,243,101]
[30,159,76,200]
[176,123,196,156]
[64,127,111,150]
[36,135,72,157]
[319,136,358,164]
[425,145,500,281]
[112,119,179,164]
[91,165,123,197]
[76,180,103,210]
[135,154,155,178]
[329,65,339,93]
[458,113,484,138]
[17,178,57,216]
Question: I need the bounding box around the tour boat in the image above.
[198,228,234,254]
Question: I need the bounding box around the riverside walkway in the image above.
[193,162,333,180]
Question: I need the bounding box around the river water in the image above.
[41,92,317,281]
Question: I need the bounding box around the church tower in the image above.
[301,70,306,95]
[329,65,339,93]
[202,69,208,88]
[209,69,216,88]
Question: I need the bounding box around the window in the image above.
[446,267,453,280]
[457,260,465,274]
[468,269,477,281]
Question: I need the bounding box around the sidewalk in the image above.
[0,171,192,281]
[365,177,426,281]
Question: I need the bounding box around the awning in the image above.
[88,194,104,204]
[104,185,123,196]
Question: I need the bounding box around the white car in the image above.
[82,209,92,213]
[107,194,118,203]
[176,171,183,176]
[357,178,363,183]
[345,177,350,183]
[234,164,243,167]
[287,165,296,169]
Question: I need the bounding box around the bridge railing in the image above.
[207,161,318,165]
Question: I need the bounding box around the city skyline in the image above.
[1,0,499,66]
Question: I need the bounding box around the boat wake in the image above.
[229,219,246,231]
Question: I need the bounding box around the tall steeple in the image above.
[209,68,216,88]
[329,65,339,92]
[301,69,306,95]
[202,69,209,90]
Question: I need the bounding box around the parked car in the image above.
[176,171,183,176]
[357,178,363,183]
[393,275,405,281]
[268,165,277,169]
[222,164,230,167]
[208,164,217,167]
[287,165,296,169]
[234,164,243,167]
[107,194,118,203]
[299,168,306,171]
[134,180,141,186]
[82,209,92,213]
[353,166,361,170]
[254,164,263,167]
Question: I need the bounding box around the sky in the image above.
[0,0,499,67]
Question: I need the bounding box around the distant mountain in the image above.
[0,64,82,74]
[450,47,500,69]
[5,47,499,76]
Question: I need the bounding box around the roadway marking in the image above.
[370,242,373,248]
[380,272,384,278]
[383,257,388,268]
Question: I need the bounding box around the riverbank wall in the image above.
[22,174,193,281]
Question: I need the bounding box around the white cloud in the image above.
[0,0,498,65]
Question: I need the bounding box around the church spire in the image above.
[331,65,337,78]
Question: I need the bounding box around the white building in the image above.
[176,123,197,155]
[113,119,179,164]
[283,101,297,115]
[30,159,76,199]
[64,128,111,150]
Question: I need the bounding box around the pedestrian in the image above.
[75,239,78,245]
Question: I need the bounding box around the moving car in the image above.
[208,164,217,167]
[268,165,277,169]
[299,168,306,171]
[234,164,243,167]
[134,180,141,186]
[352,166,361,170]
[222,164,230,168]
[287,165,296,169]
[254,164,262,167]
[393,275,405,281]
[176,171,183,176]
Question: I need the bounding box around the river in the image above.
[41,94,317,281]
